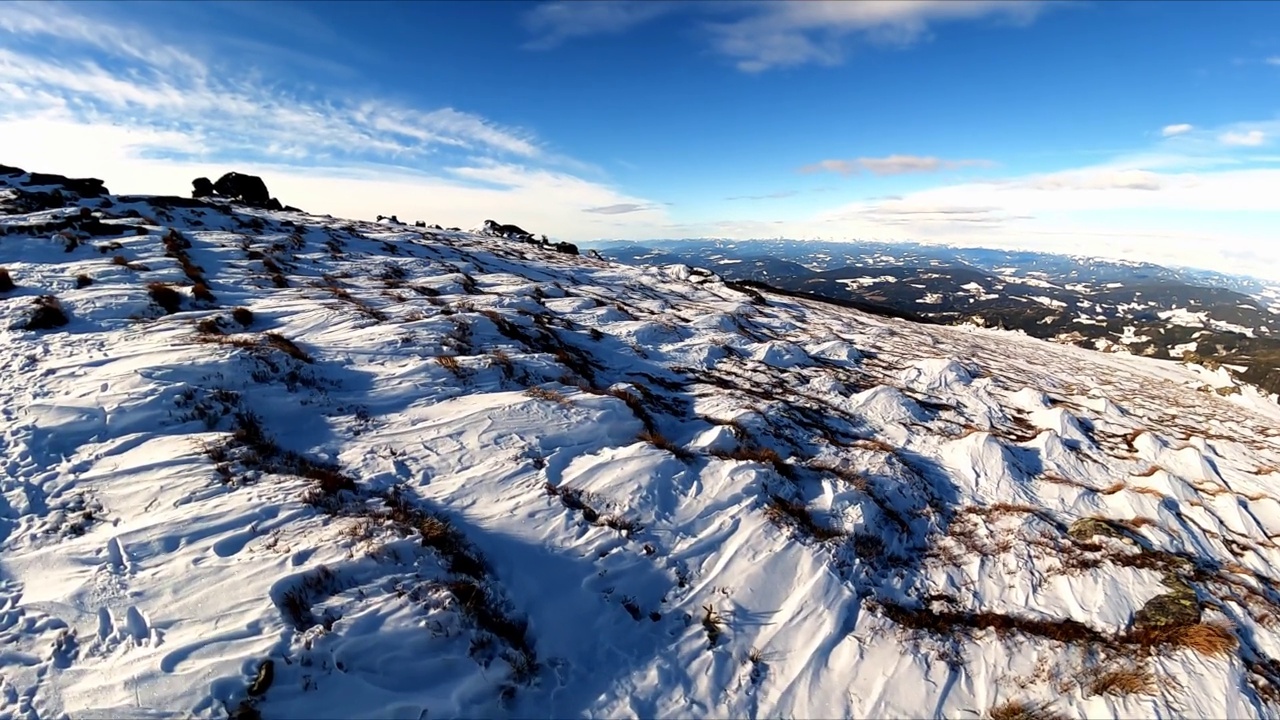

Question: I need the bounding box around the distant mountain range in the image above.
[599,239,1280,398]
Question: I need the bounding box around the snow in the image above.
[2,170,1280,719]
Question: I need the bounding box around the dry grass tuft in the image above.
[436,354,464,376]
[232,307,254,327]
[75,273,93,288]
[0,267,14,293]
[263,333,313,363]
[637,430,692,460]
[764,495,845,542]
[987,700,1067,720]
[192,282,216,303]
[1130,620,1237,657]
[25,295,69,330]
[1085,665,1157,696]
[712,444,795,479]
[525,386,569,404]
[148,282,183,314]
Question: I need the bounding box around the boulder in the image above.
[192,177,214,198]
[26,173,107,197]
[212,172,271,205]
[483,219,534,241]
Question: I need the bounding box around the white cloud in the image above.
[523,0,1048,72]
[1220,130,1267,147]
[0,118,668,240]
[796,162,1280,278]
[523,0,678,50]
[0,4,669,240]
[1161,123,1193,137]
[799,155,993,176]
[1266,56,1280,66]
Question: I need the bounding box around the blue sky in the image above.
[2,1,1280,277]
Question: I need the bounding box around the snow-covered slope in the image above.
[3,168,1280,720]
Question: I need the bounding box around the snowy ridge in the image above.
[3,168,1280,720]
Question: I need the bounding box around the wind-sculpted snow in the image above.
[2,168,1280,719]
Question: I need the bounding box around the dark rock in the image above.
[554,241,579,256]
[1133,577,1199,632]
[26,173,107,197]
[263,198,283,211]
[414,220,426,228]
[483,219,534,241]
[212,172,271,205]
[192,177,214,198]
[0,164,24,176]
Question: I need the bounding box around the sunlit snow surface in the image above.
[2,171,1280,720]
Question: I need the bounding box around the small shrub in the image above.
[263,333,313,363]
[196,318,224,335]
[25,295,69,330]
[637,430,692,460]
[987,700,1067,720]
[1085,666,1157,696]
[701,604,724,646]
[525,386,569,404]
[764,495,845,541]
[0,267,13,293]
[148,283,182,314]
[112,254,129,267]
[601,514,641,534]
[712,444,794,479]
[232,307,254,327]
[192,282,216,303]
[75,274,93,288]
[1130,620,1237,657]
[436,355,463,376]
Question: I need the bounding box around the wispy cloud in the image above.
[583,203,657,215]
[1003,168,1165,191]
[524,0,1050,72]
[0,3,667,239]
[799,155,994,176]
[1161,123,1193,137]
[1220,129,1267,147]
[523,0,678,50]
[1266,56,1280,66]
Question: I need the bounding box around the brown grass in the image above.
[764,495,845,542]
[853,437,897,454]
[232,307,254,327]
[147,283,182,314]
[192,282,216,303]
[436,354,463,376]
[525,386,569,404]
[1128,620,1237,657]
[1085,666,1157,696]
[637,430,692,460]
[807,460,868,490]
[262,333,313,363]
[987,700,1067,720]
[1133,465,1161,478]
[75,273,93,288]
[25,295,69,330]
[0,267,13,293]
[711,444,794,478]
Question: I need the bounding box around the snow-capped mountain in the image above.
[4,166,1280,720]
[602,240,1280,399]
